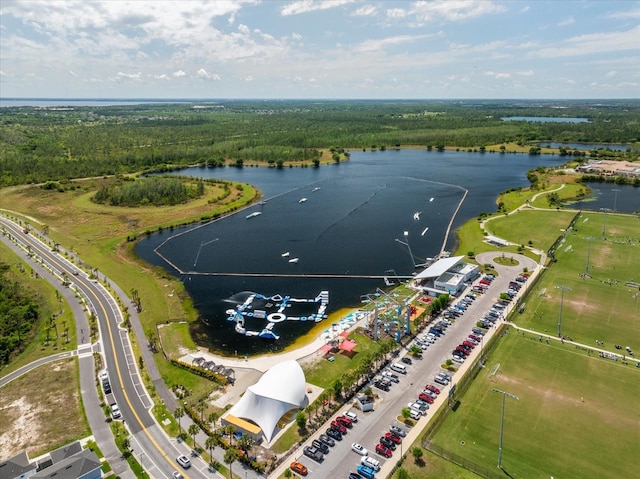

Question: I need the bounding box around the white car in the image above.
[99,370,109,382]
[344,410,358,422]
[176,455,191,469]
[110,403,121,420]
[351,443,368,456]
[451,354,465,364]
[172,472,184,479]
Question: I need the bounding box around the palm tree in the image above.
[224,425,236,446]
[196,401,206,421]
[223,448,238,479]
[188,423,200,448]
[174,407,184,435]
[208,411,219,429]
[205,435,218,469]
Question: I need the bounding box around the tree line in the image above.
[1,99,638,187]
[0,261,40,366]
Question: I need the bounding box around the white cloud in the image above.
[114,71,142,81]
[69,70,78,77]
[605,70,617,78]
[197,68,221,80]
[604,8,640,20]
[516,70,534,76]
[173,70,187,78]
[154,74,171,80]
[532,25,640,58]
[354,34,431,52]
[557,17,574,27]
[484,71,511,79]
[281,0,356,16]
[566,79,576,85]
[410,0,506,23]
[351,4,378,17]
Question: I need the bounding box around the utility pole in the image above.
[555,285,571,337]
[583,236,597,277]
[490,388,520,469]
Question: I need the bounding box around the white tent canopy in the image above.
[225,360,307,442]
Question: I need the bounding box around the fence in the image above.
[424,441,505,479]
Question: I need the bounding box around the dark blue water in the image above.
[572,183,639,212]
[136,149,570,355]
[501,116,589,123]
[540,142,628,151]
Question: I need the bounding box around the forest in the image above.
[1,99,639,187]
[0,261,40,365]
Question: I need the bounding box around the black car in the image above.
[312,439,330,454]
[401,357,412,365]
[379,436,396,450]
[319,434,335,447]
[326,427,342,441]
[303,446,323,462]
[374,380,389,391]
[349,473,364,479]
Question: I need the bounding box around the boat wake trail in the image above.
[316,185,387,242]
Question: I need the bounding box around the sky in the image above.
[0,0,639,99]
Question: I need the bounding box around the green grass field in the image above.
[431,210,640,478]
[430,331,640,479]
[486,209,577,253]
[519,211,640,353]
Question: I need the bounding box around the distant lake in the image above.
[538,142,628,152]
[0,98,191,108]
[135,150,570,355]
[571,183,639,212]
[502,116,590,123]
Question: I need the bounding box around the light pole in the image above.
[555,285,571,337]
[490,388,519,469]
[612,188,620,212]
[395,231,416,268]
[600,208,611,238]
[583,237,597,277]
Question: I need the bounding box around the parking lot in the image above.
[280,255,536,479]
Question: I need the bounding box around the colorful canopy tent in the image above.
[339,339,357,352]
[223,360,308,443]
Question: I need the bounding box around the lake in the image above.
[134,150,579,355]
[539,142,628,152]
[502,116,590,123]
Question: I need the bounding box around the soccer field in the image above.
[430,210,640,479]
[430,331,640,479]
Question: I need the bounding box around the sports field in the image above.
[519,211,640,352]
[430,331,640,478]
[430,210,640,478]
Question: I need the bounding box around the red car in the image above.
[385,432,402,444]
[418,393,434,404]
[462,340,475,349]
[375,443,393,458]
[337,416,353,428]
[425,384,440,394]
[468,334,482,342]
[331,420,347,434]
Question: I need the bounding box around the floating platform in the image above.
[225,290,329,339]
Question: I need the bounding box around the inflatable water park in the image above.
[225,291,329,340]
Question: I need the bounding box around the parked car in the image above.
[434,375,449,385]
[351,443,368,456]
[312,439,330,454]
[348,473,363,479]
[401,356,412,365]
[290,462,308,476]
[344,410,358,422]
[418,393,434,403]
[361,455,381,471]
[390,425,407,437]
[172,472,184,479]
[319,434,335,447]
[303,446,323,462]
[384,432,402,444]
[451,354,465,363]
[176,455,191,469]
[424,384,441,394]
[375,443,393,458]
[326,427,343,441]
[379,436,396,450]
[357,464,376,479]
[331,420,347,434]
[337,415,353,428]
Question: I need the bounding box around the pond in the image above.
[135,149,571,355]
[501,116,590,123]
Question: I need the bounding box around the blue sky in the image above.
[1,0,638,99]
